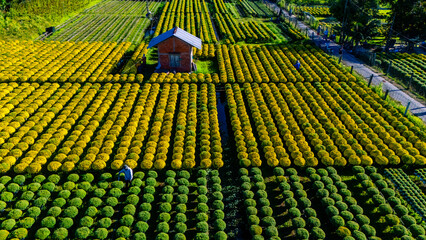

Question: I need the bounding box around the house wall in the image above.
[158,37,193,72]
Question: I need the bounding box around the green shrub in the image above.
[13,175,25,185]
[160,202,172,212]
[196,221,209,233]
[140,203,152,211]
[19,217,35,229]
[307,217,321,228]
[349,205,363,215]
[409,224,425,237]
[346,220,359,231]
[292,217,306,228]
[129,186,141,195]
[28,182,41,192]
[165,177,176,186]
[33,197,48,207]
[126,194,139,205]
[112,181,125,189]
[214,231,227,240]
[248,215,260,225]
[265,226,278,237]
[1,219,15,231]
[95,228,108,239]
[89,197,102,207]
[121,215,134,227]
[76,227,91,238]
[59,217,73,229]
[37,189,51,199]
[157,222,170,233]
[106,196,119,207]
[355,214,370,225]
[391,225,407,237]
[394,205,408,216]
[288,207,301,218]
[123,204,136,215]
[58,189,71,199]
[46,206,61,217]
[146,177,157,186]
[162,194,174,203]
[176,204,187,213]
[261,216,276,227]
[352,230,367,240]
[138,211,151,221]
[109,188,122,198]
[311,227,325,239]
[98,218,112,228]
[401,214,416,226]
[75,189,87,199]
[198,186,208,195]
[361,224,376,236]
[27,206,41,218]
[101,206,114,217]
[135,221,149,232]
[295,228,309,239]
[41,216,56,229]
[135,232,147,240]
[174,213,186,223]
[35,228,50,239]
[159,212,171,222]
[47,174,60,184]
[100,173,112,181]
[82,173,94,183]
[331,216,345,228]
[98,181,109,189]
[341,211,354,221]
[15,200,29,210]
[1,192,13,202]
[156,232,170,240]
[78,182,91,191]
[52,198,66,208]
[53,228,68,240]
[67,174,79,182]
[143,193,154,203]
[11,228,27,239]
[117,226,131,238]
[8,209,23,219]
[85,206,98,217]
[305,208,317,217]
[42,182,55,192]
[69,197,83,207]
[212,183,222,192]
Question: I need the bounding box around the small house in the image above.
[148,27,202,72]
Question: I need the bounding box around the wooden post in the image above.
[409,72,414,89]
[338,55,343,64]
[383,89,389,100]
[386,60,392,75]
[404,102,411,116]
[350,66,353,74]
[368,74,374,86]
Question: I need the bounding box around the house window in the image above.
[169,53,181,68]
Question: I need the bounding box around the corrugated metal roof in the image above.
[148,27,202,50]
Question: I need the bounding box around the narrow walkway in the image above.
[265,1,426,122]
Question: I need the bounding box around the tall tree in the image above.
[381,0,426,41]
[330,0,382,45]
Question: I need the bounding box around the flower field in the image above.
[297,6,331,17]
[0,83,222,174]
[45,0,161,44]
[375,52,426,97]
[0,40,145,83]
[154,0,217,43]
[1,0,426,239]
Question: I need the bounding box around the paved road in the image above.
[265,1,426,122]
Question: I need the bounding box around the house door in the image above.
[169,54,181,68]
